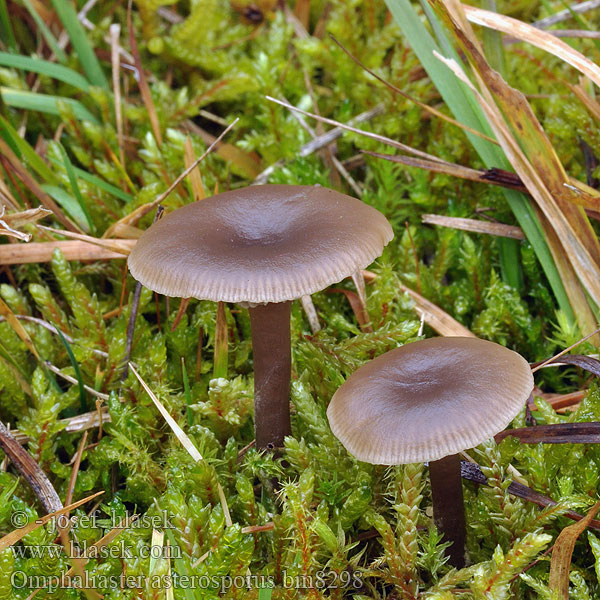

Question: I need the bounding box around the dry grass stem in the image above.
[109,23,124,165]
[0,240,134,264]
[422,213,525,239]
[400,284,476,338]
[301,295,321,333]
[129,364,233,527]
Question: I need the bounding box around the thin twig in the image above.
[254,103,384,184]
[533,0,600,29]
[531,325,600,373]
[265,96,456,167]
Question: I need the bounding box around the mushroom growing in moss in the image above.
[326,336,533,567]
[128,184,393,449]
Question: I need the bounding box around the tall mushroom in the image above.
[128,184,393,449]
[326,336,533,567]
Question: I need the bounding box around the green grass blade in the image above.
[0,87,99,124]
[258,589,273,600]
[57,143,94,233]
[181,357,193,426]
[50,0,108,89]
[54,326,86,413]
[21,0,68,63]
[0,0,16,52]
[72,166,133,202]
[481,0,507,77]
[0,115,58,184]
[480,0,520,291]
[41,184,90,230]
[384,0,573,320]
[0,52,90,91]
[46,156,134,202]
[498,237,523,292]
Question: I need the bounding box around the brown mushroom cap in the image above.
[327,337,534,464]
[128,185,393,304]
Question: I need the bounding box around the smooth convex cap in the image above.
[327,337,534,464]
[128,185,393,304]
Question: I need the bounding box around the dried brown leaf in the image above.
[550,502,600,598]
[463,4,600,87]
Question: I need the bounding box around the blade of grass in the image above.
[41,185,92,230]
[21,0,68,63]
[71,165,133,202]
[480,1,522,290]
[0,88,99,124]
[0,52,89,91]
[55,326,87,413]
[0,115,59,184]
[0,0,16,52]
[57,144,94,233]
[0,137,86,232]
[46,154,133,202]
[386,0,573,319]
[50,0,108,89]
[431,1,600,333]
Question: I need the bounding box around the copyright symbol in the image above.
[11,510,28,528]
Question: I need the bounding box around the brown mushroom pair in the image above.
[327,336,534,568]
[128,184,393,449]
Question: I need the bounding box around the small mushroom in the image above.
[128,184,393,449]
[326,336,533,567]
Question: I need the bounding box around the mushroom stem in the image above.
[429,453,466,568]
[248,301,292,449]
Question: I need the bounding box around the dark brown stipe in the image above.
[430,454,466,569]
[249,302,292,449]
[0,421,63,514]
